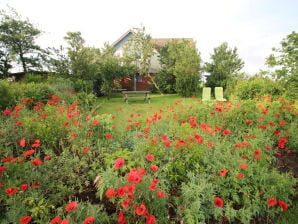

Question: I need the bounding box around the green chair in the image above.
[215,87,226,101]
[202,87,211,101]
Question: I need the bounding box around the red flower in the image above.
[65,201,78,212]
[239,163,248,169]
[32,159,43,166]
[223,129,231,136]
[150,165,159,172]
[83,216,95,224]
[237,173,245,179]
[146,214,156,224]
[19,216,32,224]
[105,133,113,139]
[61,220,70,224]
[278,200,288,211]
[219,168,228,176]
[0,166,6,174]
[44,155,51,161]
[31,139,41,148]
[5,187,18,196]
[2,108,11,115]
[83,148,90,153]
[145,154,154,162]
[136,203,146,216]
[50,216,61,224]
[114,158,125,169]
[19,138,26,147]
[213,197,224,208]
[118,210,126,224]
[105,188,115,198]
[24,149,35,157]
[245,119,252,124]
[32,181,40,188]
[157,191,165,198]
[267,197,277,207]
[20,183,29,192]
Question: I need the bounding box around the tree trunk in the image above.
[19,48,27,73]
[147,73,163,95]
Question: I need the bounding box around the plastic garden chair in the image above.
[215,87,227,101]
[202,87,211,101]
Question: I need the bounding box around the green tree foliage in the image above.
[156,40,201,96]
[266,31,298,99]
[0,44,12,78]
[205,42,244,90]
[64,31,101,80]
[99,44,131,98]
[0,7,43,73]
[44,46,71,76]
[122,26,154,75]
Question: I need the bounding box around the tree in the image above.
[0,7,43,73]
[205,42,244,90]
[0,44,12,78]
[156,40,202,96]
[64,31,100,80]
[98,43,131,98]
[266,31,298,99]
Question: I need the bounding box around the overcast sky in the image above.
[1,0,297,74]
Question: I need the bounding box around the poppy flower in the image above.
[19,138,26,148]
[44,155,51,161]
[0,166,6,174]
[105,188,115,198]
[278,200,288,211]
[267,197,277,207]
[118,210,126,224]
[5,187,17,196]
[50,217,61,224]
[61,220,70,224]
[83,148,90,153]
[32,159,43,166]
[24,150,35,157]
[223,129,231,136]
[146,214,156,224]
[2,108,11,115]
[136,203,146,216]
[19,216,32,224]
[105,133,113,139]
[213,197,224,208]
[146,154,154,162]
[157,191,165,198]
[65,201,78,212]
[219,169,228,176]
[83,216,95,224]
[239,163,248,169]
[237,173,245,179]
[20,183,29,192]
[114,158,125,169]
[150,165,159,172]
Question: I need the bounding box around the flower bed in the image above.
[0,93,297,223]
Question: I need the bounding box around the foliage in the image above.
[0,7,43,73]
[205,42,244,91]
[233,77,283,100]
[156,40,202,96]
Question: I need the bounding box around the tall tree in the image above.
[205,42,244,90]
[0,44,12,78]
[266,31,298,99]
[0,7,43,73]
[156,40,201,96]
[64,31,100,79]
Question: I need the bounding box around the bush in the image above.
[233,78,283,100]
[0,80,16,110]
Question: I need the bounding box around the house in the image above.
[112,29,193,91]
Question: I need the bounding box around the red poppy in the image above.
[2,108,11,115]
[118,210,126,224]
[150,165,159,172]
[0,166,6,174]
[213,197,224,208]
[50,216,61,224]
[146,214,156,224]
[20,183,29,192]
[32,159,43,166]
[146,154,154,162]
[136,203,146,216]
[31,139,41,148]
[267,197,277,207]
[157,191,165,198]
[105,133,113,139]
[83,216,95,224]
[5,187,17,196]
[237,173,245,179]
[223,129,231,136]
[19,138,26,147]
[19,216,32,224]
[105,188,115,198]
[44,155,51,161]
[83,148,90,153]
[114,158,125,169]
[219,169,228,176]
[121,198,131,209]
[278,200,288,211]
[24,149,35,157]
[239,163,248,169]
[65,201,78,212]
[32,181,40,188]
[61,220,70,224]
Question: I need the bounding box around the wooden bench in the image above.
[122,91,151,104]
